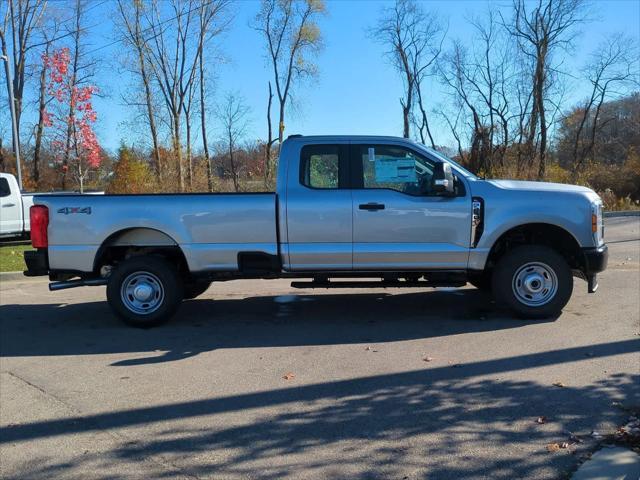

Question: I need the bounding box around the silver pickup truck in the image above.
[24,135,608,327]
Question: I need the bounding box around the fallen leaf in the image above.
[364,346,378,352]
[282,372,295,380]
[546,443,561,452]
[536,416,547,424]
[423,356,433,362]
[552,382,566,388]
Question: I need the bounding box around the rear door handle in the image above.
[359,203,385,211]
[2,203,16,207]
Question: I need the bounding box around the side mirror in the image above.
[432,162,455,196]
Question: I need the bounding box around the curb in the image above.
[604,211,640,217]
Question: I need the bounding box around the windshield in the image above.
[415,145,478,180]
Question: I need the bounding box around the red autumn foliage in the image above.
[42,48,101,188]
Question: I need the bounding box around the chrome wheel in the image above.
[512,262,558,307]
[120,271,165,315]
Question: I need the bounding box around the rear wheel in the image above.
[492,245,573,319]
[183,281,211,300]
[106,256,183,327]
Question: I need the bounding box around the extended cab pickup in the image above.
[25,135,608,326]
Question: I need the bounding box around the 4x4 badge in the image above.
[57,207,91,215]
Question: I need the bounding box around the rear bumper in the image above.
[23,249,49,277]
[582,244,608,274]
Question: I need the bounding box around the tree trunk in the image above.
[264,81,274,188]
[199,52,212,192]
[185,109,193,191]
[62,0,82,190]
[33,47,49,186]
[172,112,184,192]
[137,47,161,179]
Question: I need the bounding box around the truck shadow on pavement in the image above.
[0,342,637,480]
[0,289,554,363]
[1,288,638,479]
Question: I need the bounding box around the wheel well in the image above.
[93,228,188,275]
[486,223,582,270]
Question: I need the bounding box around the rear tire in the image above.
[183,281,211,300]
[492,245,573,319]
[106,256,183,327]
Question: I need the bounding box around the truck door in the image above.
[0,175,23,236]
[350,143,471,270]
[284,143,352,270]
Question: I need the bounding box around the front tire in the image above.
[492,245,573,319]
[106,256,183,327]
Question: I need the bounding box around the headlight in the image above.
[591,202,604,245]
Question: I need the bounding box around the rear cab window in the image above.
[300,144,349,189]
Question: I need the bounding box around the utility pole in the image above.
[1,54,22,190]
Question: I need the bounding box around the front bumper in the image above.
[582,244,608,274]
[23,249,49,277]
[581,244,608,293]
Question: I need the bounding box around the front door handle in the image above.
[359,203,385,211]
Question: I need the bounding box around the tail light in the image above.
[30,205,49,248]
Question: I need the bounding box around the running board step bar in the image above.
[290,280,467,289]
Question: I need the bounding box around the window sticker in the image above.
[374,157,417,183]
[368,147,376,162]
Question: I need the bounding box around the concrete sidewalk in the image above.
[571,447,640,480]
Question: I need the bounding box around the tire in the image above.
[106,256,183,327]
[183,281,211,300]
[468,271,492,292]
[492,245,573,319]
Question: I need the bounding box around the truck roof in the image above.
[285,134,415,143]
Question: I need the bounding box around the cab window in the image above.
[300,145,343,189]
[0,178,10,197]
[354,145,437,196]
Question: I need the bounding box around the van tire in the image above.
[106,256,183,327]
[492,245,573,319]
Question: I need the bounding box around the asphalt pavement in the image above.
[0,217,638,480]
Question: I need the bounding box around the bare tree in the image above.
[196,0,231,192]
[373,0,444,141]
[116,0,163,180]
[568,35,639,179]
[216,92,250,192]
[263,80,275,188]
[253,0,325,184]
[145,0,202,192]
[0,0,47,152]
[504,0,589,179]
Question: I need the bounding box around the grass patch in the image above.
[0,244,33,272]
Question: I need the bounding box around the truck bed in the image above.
[35,193,278,272]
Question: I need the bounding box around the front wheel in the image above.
[492,245,573,319]
[106,256,183,327]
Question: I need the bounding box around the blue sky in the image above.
[5,0,640,153]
